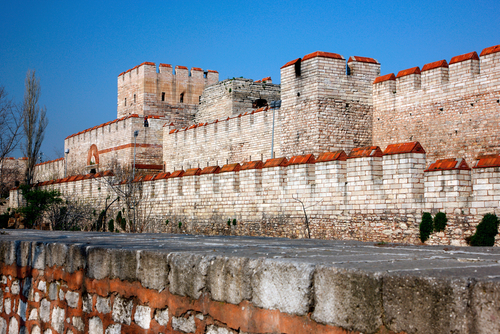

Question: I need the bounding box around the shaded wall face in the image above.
[64,117,164,176]
[373,53,500,165]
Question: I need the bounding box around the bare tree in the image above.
[0,86,23,196]
[22,70,48,185]
[292,194,323,239]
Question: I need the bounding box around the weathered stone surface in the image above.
[0,318,6,334]
[169,253,213,300]
[45,243,68,268]
[72,317,84,332]
[134,305,151,329]
[40,299,50,322]
[171,316,196,333]
[137,251,169,291]
[251,259,314,316]
[48,282,59,301]
[65,291,79,308]
[89,317,103,334]
[28,308,37,321]
[96,296,110,314]
[30,325,40,334]
[51,307,65,333]
[154,308,169,326]
[15,241,31,268]
[10,280,19,295]
[109,249,137,282]
[470,280,500,334]
[104,324,121,334]
[82,293,92,313]
[112,296,133,325]
[37,280,46,293]
[65,244,86,273]
[312,267,383,333]
[8,317,18,334]
[207,256,254,305]
[86,247,111,280]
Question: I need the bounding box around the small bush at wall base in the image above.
[232,219,237,226]
[178,222,182,228]
[433,212,447,232]
[419,212,433,243]
[108,219,114,232]
[470,213,499,246]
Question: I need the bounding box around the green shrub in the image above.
[232,219,237,226]
[419,212,433,243]
[165,219,169,225]
[19,185,62,227]
[116,211,126,230]
[433,212,447,232]
[108,219,114,232]
[178,222,182,228]
[227,219,231,226]
[470,213,499,246]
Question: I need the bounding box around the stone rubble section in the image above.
[13,145,500,246]
[0,231,499,333]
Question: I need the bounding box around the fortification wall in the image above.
[195,78,281,123]
[64,115,164,176]
[164,107,281,171]
[117,62,218,120]
[15,142,500,246]
[373,45,500,164]
[34,158,64,182]
[278,52,380,158]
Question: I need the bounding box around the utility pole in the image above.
[132,130,139,229]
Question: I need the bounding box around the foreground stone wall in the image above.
[373,46,500,164]
[0,231,499,334]
[12,143,500,247]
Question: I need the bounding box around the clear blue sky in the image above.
[1,0,499,160]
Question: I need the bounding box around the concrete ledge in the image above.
[0,230,499,334]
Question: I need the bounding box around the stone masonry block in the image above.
[137,251,169,291]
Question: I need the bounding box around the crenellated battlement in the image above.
[372,44,500,164]
[117,61,219,119]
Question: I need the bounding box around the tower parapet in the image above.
[117,62,218,119]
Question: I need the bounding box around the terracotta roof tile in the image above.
[153,172,171,180]
[191,67,203,71]
[184,168,202,176]
[288,154,316,165]
[373,73,396,84]
[207,70,218,73]
[219,163,241,173]
[425,158,470,172]
[347,146,383,159]
[449,51,479,65]
[480,44,500,56]
[347,56,378,64]
[421,60,448,72]
[396,67,421,78]
[474,155,500,168]
[140,62,155,67]
[316,151,347,162]
[159,63,172,67]
[200,166,221,175]
[240,161,264,170]
[280,58,301,69]
[302,51,344,61]
[176,65,188,70]
[383,142,426,155]
[263,157,288,168]
[168,170,185,178]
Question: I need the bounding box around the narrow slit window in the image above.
[180,93,184,103]
[161,92,165,101]
[124,98,127,106]
[134,94,136,103]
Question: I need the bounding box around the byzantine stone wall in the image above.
[34,158,65,182]
[373,46,500,164]
[195,78,281,123]
[64,115,164,177]
[117,62,218,119]
[164,107,282,172]
[278,52,380,158]
[14,143,500,247]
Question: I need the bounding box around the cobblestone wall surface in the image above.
[373,48,500,164]
[0,231,499,334]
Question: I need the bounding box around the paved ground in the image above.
[1,230,499,281]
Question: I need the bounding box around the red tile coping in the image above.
[200,166,220,175]
[425,158,470,172]
[153,172,170,180]
[132,176,144,183]
[176,65,188,70]
[474,155,500,169]
[191,67,203,71]
[302,51,344,62]
[396,67,421,78]
[169,129,176,134]
[36,157,64,167]
[347,56,378,64]
[135,164,163,170]
[449,51,479,65]
[159,63,172,68]
[207,70,218,73]
[262,77,271,82]
[140,61,155,67]
[184,168,201,176]
[219,163,241,173]
[143,175,155,181]
[316,151,347,162]
[263,157,288,168]
[421,60,448,72]
[19,157,28,160]
[240,161,264,171]
[347,146,384,159]
[255,80,261,83]
[383,142,426,155]
[288,154,316,165]
[280,58,301,69]
[373,73,396,84]
[168,170,185,178]
[119,62,155,76]
[480,44,500,57]
[66,114,166,140]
